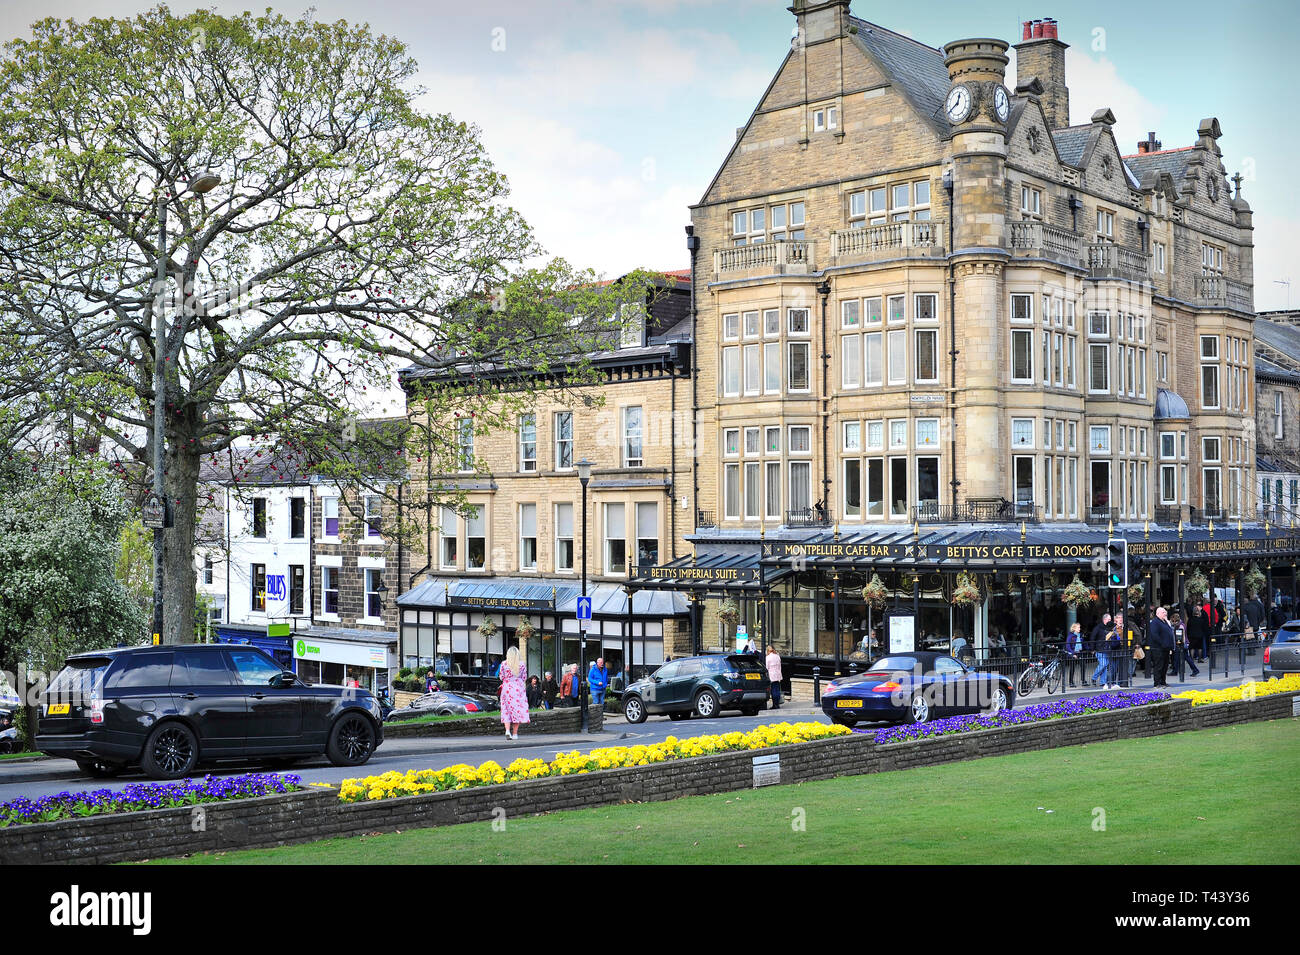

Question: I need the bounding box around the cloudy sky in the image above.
[3,0,1297,311]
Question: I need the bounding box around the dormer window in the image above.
[812,104,838,132]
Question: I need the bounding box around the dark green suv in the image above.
[622,654,770,723]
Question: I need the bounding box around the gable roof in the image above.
[1051,125,1092,166]
[1123,146,1194,184]
[1254,319,1300,370]
[848,17,952,136]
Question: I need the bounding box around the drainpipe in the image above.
[670,348,677,560]
[409,395,435,590]
[396,482,404,613]
[686,226,700,531]
[817,279,832,515]
[944,168,959,514]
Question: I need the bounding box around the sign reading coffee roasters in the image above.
[1128,535,1300,559]
[633,564,760,583]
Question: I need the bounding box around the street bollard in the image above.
[813,667,821,705]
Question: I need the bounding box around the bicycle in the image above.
[1016,648,1064,697]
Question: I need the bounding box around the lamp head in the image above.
[577,458,593,483]
[188,168,221,194]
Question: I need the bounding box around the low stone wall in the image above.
[2,692,1293,865]
[384,704,603,738]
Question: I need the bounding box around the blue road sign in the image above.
[576,596,592,620]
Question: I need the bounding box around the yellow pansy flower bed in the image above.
[1172,673,1300,706]
[338,721,850,803]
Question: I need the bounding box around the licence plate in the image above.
[46,703,70,715]
[745,673,761,680]
[835,699,863,708]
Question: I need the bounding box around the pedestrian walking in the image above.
[498,646,529,740]
[425,670,440,693]
[1147,606,1175,689]
[1188,603,1210,663]
[560,664,579,706]
[587,657,609,706]
[541,670,558,709]
[1090,613,1112,687]
[1104,612,1125,689]
[1064,622,1086,687]
[1176,614,1200,678]
[765,645,783,709]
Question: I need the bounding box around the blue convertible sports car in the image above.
[821,651,1015,726]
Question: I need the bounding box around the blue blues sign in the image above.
[576,596,592,620]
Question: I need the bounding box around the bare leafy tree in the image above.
[0,7,653,642]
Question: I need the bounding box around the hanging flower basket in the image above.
[477,617,498,639]
[1127,582,1145,605]
[717,597,741,628]
[515,616,536,641]
[1244,563,1266,599]
[1184,571,1208,604]
[1062,575,1094,608]
[950,571,981,607]
[861,574,888,610]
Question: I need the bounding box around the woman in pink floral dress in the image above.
[498,645,530,739]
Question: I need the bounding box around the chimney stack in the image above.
[1015,17,1069,130]
[1137,132,1161,155]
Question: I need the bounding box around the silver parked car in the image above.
[1263,621,1300,680]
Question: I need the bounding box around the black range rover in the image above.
[37,644,383,779]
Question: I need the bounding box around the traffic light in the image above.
[1106,537,1128,590]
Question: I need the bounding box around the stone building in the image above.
[195,447,400,689]
[395,273,695,677]
[1252,314,1300,521]
[633,0,1296,670]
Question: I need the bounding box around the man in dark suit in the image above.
[1147,606,1176,689]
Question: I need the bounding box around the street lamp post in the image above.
[150,169,221,646]
[577,458,592,732]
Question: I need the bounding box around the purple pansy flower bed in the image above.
[0,772,303,828]
[867,691,1171,744]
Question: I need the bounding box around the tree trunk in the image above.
[162,439,201,644]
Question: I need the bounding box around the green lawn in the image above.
[151,718,1300,865]
[388,707,545,727]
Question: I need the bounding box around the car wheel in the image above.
[983,686,1011,716]
[831,715,858,728]
[140,722,199,780]
[623,696,647,724]
[693,689,719,719]
[327,713,377,767]
[908,693,932,724]
[667,711,687,721]
[741,706,759,717]
[75,757,125,778]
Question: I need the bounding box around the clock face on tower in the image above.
[994,86,1010,122]
[945,85,971,124]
